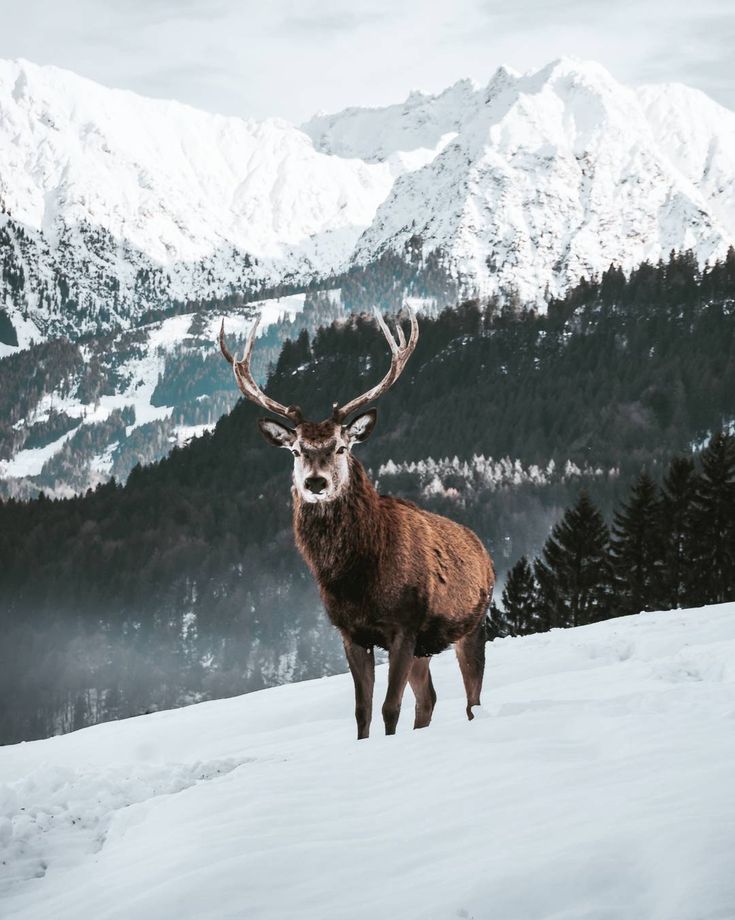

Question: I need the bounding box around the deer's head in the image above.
[219,310,419,504]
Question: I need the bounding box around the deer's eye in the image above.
[336,446,347,455]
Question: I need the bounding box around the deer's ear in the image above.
[258,418,296,448]
[345,409,377,444]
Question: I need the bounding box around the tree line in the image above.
[495,432,735,637]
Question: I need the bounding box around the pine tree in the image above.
[291,329,311,365]
[0,309,18,347]
[611,471,664,615]
[689,432,735,604]
[535,492,613,629]
[500,556,543,636]
[659,456,697,608]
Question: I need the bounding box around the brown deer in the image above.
[220,310,494,738]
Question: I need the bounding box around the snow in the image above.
[0,312,42,353]
[0,59,394,273]
[638,81,735,236]
[1,603,734,919]
[254,292,307,328]
[170,424,214,447]
[89,441,119,476]
[0,427,79,478]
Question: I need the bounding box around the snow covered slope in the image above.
[1,604,734,920]
[2,56,735,342]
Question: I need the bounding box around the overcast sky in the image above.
[1,0,734,123]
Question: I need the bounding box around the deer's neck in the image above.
[293,458,384,583]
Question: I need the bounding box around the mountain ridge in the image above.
[2,55,735,345]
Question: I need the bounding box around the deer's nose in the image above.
[304,476,328,494]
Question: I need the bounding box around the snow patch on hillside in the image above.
[1,604,734,919]
[0,427,79,478]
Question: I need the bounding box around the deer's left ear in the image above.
[345,409,377,444]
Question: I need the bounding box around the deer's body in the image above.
[220,310,494,738]
[295,455,492,657]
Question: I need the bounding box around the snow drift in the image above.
[1,603,734,919]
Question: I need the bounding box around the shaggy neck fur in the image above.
[293,457,385,585]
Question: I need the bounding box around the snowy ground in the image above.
[1,604,734,920]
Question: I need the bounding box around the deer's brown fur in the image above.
[294,453,493,657]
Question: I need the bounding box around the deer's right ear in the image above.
[258,419,297,448]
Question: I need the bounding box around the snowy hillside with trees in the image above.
[1,255,733,745]
[1,603,734,920]
[0,291,343,498]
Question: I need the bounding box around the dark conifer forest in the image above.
[1,249,734,744]
[493,432,735,638]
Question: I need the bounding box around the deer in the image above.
[219,310,494,739]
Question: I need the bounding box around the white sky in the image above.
[1,0,734,123]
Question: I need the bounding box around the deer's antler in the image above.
[332,309,419,422]
[219,317,303,424]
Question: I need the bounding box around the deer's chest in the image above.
[320,572,425,650]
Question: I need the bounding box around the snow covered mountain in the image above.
[0,58,396,342]
[1,604,734,919]
[324,59,735,300]
[2,56,735,344]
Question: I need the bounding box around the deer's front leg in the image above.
[382,632,416,735]
[342,635,375,740]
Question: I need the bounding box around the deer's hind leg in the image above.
[408,657,437,730]
[455,619,486,720]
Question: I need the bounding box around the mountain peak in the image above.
[533,55,615,82]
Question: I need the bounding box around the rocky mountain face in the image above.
[2,56,735,347]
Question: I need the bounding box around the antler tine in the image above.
[374,309,400,356]
[219,318,302,424]
[239,314,260,367]
[219,318,235,365]
[333,307,419,422]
